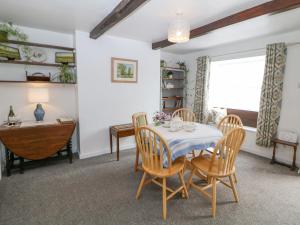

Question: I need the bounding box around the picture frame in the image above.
[0,44,21,60]
[111,57,138,83]
[55,52,75,64]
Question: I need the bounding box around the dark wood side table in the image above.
[271,138,298,171]
[0,121,76,176]
[109,123,135,161]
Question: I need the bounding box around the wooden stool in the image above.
[109,123,135,161]
[271,138,298,171]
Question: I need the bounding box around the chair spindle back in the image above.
[136,126,172,171]
[172,108,196,122]
[210,128,245,176]
[217,115,243,135]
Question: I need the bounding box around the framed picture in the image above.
[111,57,138,83]
[0,44,21,60]
[55,52,75,64]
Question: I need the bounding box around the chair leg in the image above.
[233,172,238,183]
[134,148,140,172]
[187,168,195,191]
[162,177,167,220]
[136,172,147,199]
[229,174,239,203]
[179,171,189,198]
[212,177,217,218]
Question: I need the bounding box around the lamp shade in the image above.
[168,13,190,43]
[28,88,49,103]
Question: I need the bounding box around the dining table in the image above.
[149,123,223,167]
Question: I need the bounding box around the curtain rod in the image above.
[210,41,300,59]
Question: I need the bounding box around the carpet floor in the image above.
[0,150,300,225]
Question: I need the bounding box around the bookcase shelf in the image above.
[161,67,186,113]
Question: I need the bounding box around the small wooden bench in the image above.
[109,123,135,161]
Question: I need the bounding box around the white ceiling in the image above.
[1,0,300,54]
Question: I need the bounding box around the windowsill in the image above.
[244,126,257,133]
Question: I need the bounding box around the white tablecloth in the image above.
[149,123,223,166]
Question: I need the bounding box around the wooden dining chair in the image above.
[217,115,243,183]
[217,114,243,135]
[172,108,196,122]
[132,112,148,172]
[135,126,189,220]
[187,127,245,218]
[172,108,197,159]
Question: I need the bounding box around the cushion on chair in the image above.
[137,116,147,126]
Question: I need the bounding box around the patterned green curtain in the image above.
[193,56,210,123]
[256,43,287,147]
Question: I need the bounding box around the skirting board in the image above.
[79,143,136,159]
[241,147,297,166]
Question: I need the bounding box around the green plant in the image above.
[59,64,75,83]
[0,22,32,61]
[176,61,189,73]
[160,60,167,67]
[0,22,28,41]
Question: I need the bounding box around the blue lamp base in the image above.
[34,103,45,122]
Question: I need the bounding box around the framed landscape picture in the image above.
[111,57,138,83]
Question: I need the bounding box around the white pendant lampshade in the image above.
[168,13,190,43]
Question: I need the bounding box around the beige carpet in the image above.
[0,149,300,225]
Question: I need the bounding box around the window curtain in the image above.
[193,56,210,123]
[256,43,287,147]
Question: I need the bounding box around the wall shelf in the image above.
[0,40,74,51]
[162,107,181,111]
[0,60,75,68]
[162,96,184,100]
[162,78,184,80]
[162,87,184,90]
[0,80,76,85]
[161,67,185,72]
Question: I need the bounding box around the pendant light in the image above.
[168,13,190,43]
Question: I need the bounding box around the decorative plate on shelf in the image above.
[24,47,47,62]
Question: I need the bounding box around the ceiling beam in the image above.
[90,0,149,39]
[152,0,300,50]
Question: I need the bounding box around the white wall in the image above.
[0,26,78,179]
[75,31,160,159]
[177,29,300,166]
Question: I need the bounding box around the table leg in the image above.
[19,157,24,174]
[67,139,73,164]
[292,146,297,171]
[117,135,120,161]
[271,143,276,164]
[110,128,113,154]
[5,148,11,177]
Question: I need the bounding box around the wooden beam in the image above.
[90,0,149,39]
[152,0,300,49]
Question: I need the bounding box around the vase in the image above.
[34,104,45,121]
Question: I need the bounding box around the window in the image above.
[209,56,266,127]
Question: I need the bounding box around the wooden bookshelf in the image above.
[161,67,186,112]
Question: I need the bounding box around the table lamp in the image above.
[28,88,49,122]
